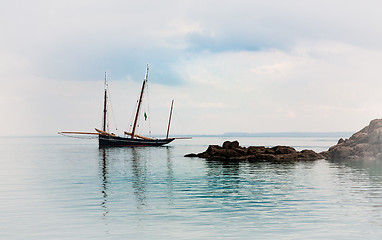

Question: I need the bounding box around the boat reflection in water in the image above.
[98,146,175,215]
[99,148,109,216]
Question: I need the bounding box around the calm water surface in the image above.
[1,136,382,239]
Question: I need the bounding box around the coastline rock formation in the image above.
[322,119,382,160]
[185,119,382,161]
[185,140,324,162]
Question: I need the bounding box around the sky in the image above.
[1,0,382,136]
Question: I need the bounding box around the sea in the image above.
[1,136,382,240]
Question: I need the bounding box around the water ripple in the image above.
[1,137,382,239]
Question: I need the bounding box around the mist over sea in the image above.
[1,136,382,239]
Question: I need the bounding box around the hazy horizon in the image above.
[0,131,353,139]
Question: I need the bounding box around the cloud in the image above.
[4,1,382,77]
[2,0,382,136]
[171,41,382,133]
[4,0,382,82]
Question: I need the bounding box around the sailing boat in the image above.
[60,65,176,147]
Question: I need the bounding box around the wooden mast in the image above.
[102,72,108,132]
[131,64,149,139]
[166,100,174,139]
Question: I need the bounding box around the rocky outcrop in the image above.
[322,119,382,160]
[185,140,324,162]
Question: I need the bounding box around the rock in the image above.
[185,140,324,162]
[272,146,296,154]
[351,132,368,144]
[324,119,382,160]
[246,153,277,161]
[200,145,222,157]
[276,152,298,161]
[327,146,353,159]
[222,140,240,149]
[233,147,248,156]
[297,150,320,160]
[369,128,382,144]
[214,149,241,158]
[247,146,266,155]
[184,153,198,157]
[264,148,275,154]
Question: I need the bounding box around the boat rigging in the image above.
[59,65,187,147]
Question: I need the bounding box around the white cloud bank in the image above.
[1,0,382,136]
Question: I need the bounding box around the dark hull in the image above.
[99,135,175,147]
